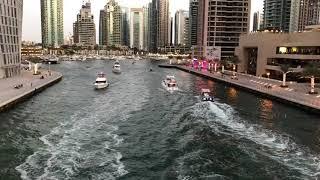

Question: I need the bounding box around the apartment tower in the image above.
[40,0,64,47]
[0,0,23,78]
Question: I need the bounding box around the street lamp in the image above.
[267,72,270,79]
[49,62,51,76]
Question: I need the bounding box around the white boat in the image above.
[94,72,109,89]
[112,61,121,74]
[201,89,214,102]
[162,75,178,91]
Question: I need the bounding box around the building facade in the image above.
[196,0,250,59]
[0,0,23,78]
[253,11,260,32]
[121,7,130,47]
[143,5,149,51]
[189,0,198,46]
[175,10,189,46]
[235,30,320,77]
[99,0,122,47]
[148,0,158,52]
[73,2,96,46]
[99,10,106,45]
[157,0,170,48]
[263,0,291,32]
[130,8,144,50]
[297,0,320,32]
[40,0,64,48]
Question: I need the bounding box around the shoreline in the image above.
[159,64,320,114]
[0,71,63,113]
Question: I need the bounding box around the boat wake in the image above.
[16,70,151,180]
[180,101,320,178]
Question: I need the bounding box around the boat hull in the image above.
[94,83,109,89]
[162,81,178,92]
[112,69,121,74]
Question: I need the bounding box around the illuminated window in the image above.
[292,47,297,53]
[279,47,287,54]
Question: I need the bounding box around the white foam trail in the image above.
[192,101,320,178]
[16,69,151,179]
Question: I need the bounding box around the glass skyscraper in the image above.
[40,0,64,48]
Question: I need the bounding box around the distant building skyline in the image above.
[23,0,263,43]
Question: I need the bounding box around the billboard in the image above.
[205,46,221,61]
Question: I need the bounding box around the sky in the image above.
[22,0,263,42]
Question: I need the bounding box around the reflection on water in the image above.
[194,77,216,96]
[260,99,274,128]
[227,87,238,104]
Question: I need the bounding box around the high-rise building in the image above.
[175,10,189,46]
[73,2,96,46]
[121,7,130,47]
[41,0,64,48]
[157,0,170,48]
[253,11,260,31]
[264,0,320,32]
[148,0,170,52]
[0,0,23,78]
[169,17,173,45]
[189,0,198,46]
[148,0,158,52]
[130,8,144,50]
[143,5,150,51]
[99,10,106,45]
[263,0,291,32]
[99,0,122,47]
[297,0,320,31]
[196,0,250,59]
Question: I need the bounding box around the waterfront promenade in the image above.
[160,64,320,113]
[0,70,62,112]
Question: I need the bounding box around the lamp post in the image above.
[267,72,270,79]
[49,62,51,76]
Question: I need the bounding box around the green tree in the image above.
[303,62,320,94]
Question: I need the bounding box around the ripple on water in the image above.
[16,65,151,180]
[174,101,320,179]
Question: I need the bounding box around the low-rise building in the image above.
[235,31,320,77]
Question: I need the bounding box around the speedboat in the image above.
[94,72,109,89]
[162,75,178,91]
[112,61,121,74]
[201,89,214,102]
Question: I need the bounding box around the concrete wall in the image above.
[236,31,320,76]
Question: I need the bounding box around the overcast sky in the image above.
[22,0,263,42]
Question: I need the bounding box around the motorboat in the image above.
[112,61,121,74]
[162,75,178,91]
[201,89,214,102]
[43,56,59,64]
[94,72,109,89]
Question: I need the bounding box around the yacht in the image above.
[162,75,178,91]
[94,72,109,89]
[200,89,214,102]
[112,61,121,74]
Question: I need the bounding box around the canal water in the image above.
[1,60,320,179]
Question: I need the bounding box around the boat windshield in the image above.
[168,83,176,87]
[96,81,107,83]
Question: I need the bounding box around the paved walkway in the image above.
[0,70,62,107]
[167,65,320,111]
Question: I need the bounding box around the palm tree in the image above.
[220,58,229,74]
[227,56,240,76]
[279,64,293,87]
[303,62,320,94]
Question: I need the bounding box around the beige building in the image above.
[235,30,320,77]
[0,0,23,78]
[195,0,250,59]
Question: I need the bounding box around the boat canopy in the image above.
[201,89,211,93]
